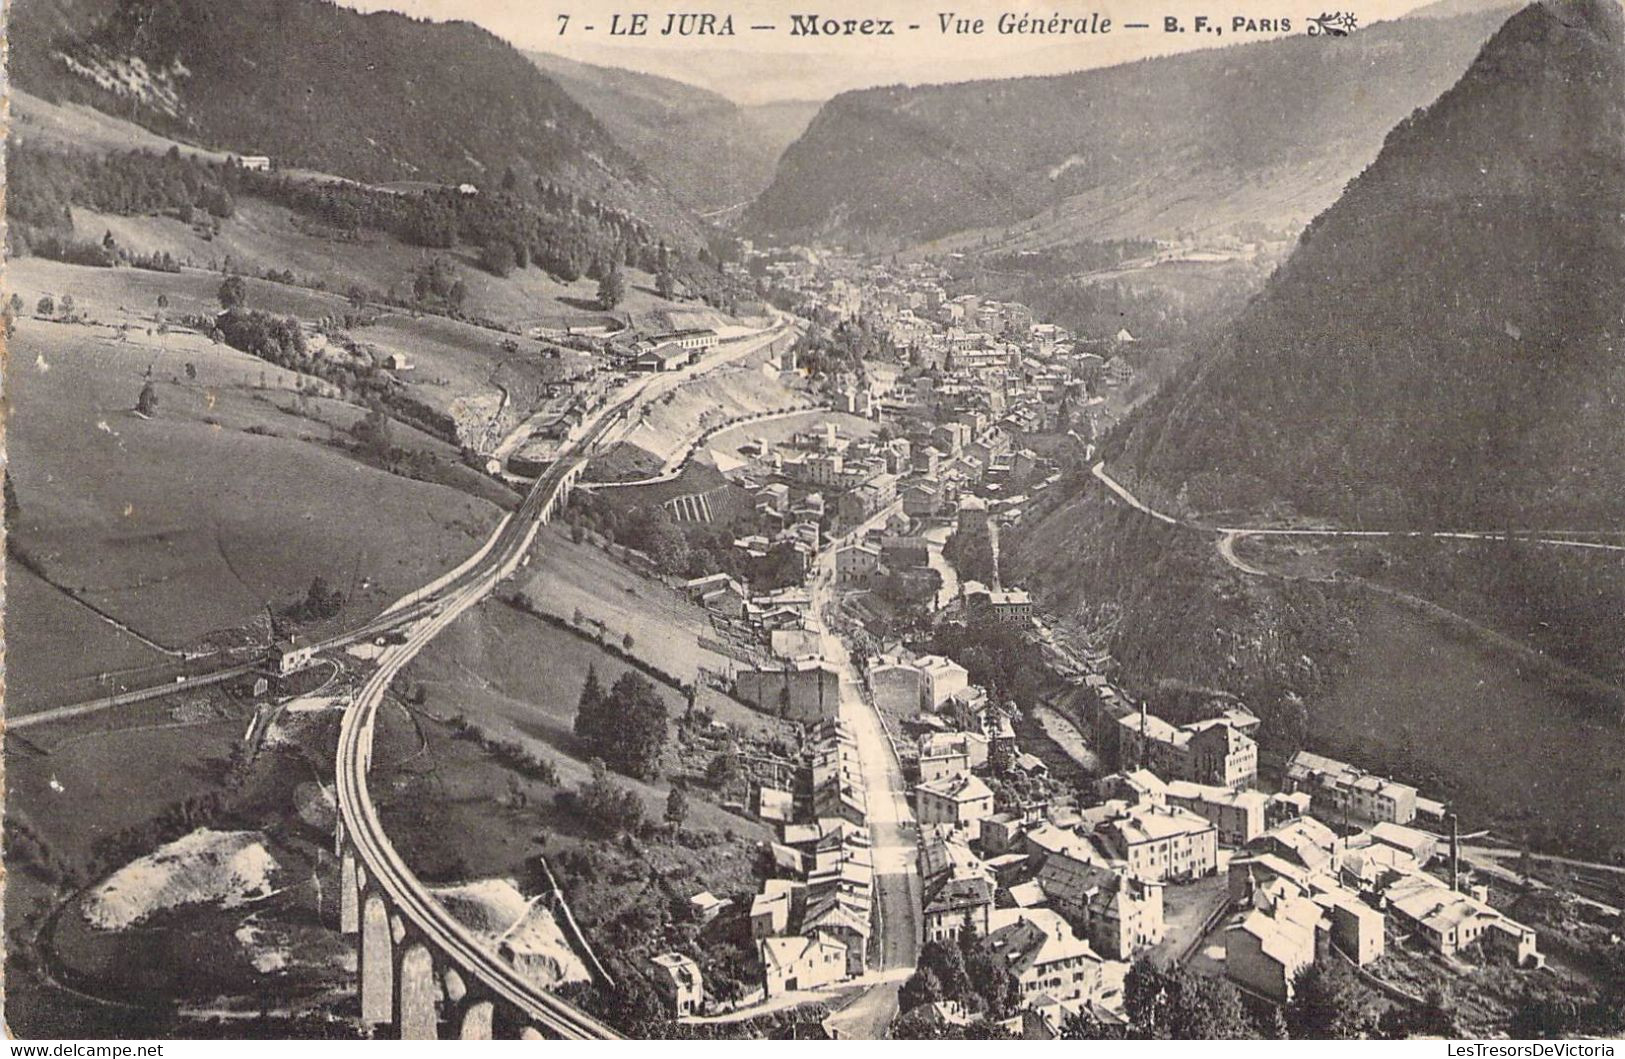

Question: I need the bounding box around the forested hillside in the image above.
[1122,0,1625,529]
[1007,0,1625,859]
[10,0,704,246]
[744,8,1513,246]
[527,52,816,215]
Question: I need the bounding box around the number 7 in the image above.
[556,14,570,34]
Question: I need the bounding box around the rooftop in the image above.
[917,773,994,804]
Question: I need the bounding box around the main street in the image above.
[811,501,923,1038]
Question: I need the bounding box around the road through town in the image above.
[811,503,922,1038]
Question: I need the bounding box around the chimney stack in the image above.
[1139,701,1148,770]
[1448,811,1461,892]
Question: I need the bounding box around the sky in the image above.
[338,0,1451,104]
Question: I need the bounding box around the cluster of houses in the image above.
[866,658,1548,1027]
[752,248,1143,499]
[1077,676,1541,1000]
[619,327,721,374]
[676,416,1039,730]
[648,247,1544,1026]
[646,722,878,1018]
[752,721,877,997]
[678,573,841,725]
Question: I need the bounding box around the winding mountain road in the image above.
[1091,461,1625,577]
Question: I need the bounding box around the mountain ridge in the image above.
[9,0,707,245]
[1120,0,1625,528]
[524,50,818,216]
[744,8,1517,248]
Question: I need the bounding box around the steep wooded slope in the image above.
[10,0,703,242]
[1123,0,1625,529]
[744,9,1514,246]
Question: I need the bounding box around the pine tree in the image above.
[574,664,605,744]
[664,785,688,827]
[608,671,666,780]
[597,262,626,310]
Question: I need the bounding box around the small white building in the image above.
[689,890,727,924]
[650,952,704,1016]
[760,934,848,997]
[273,639,316,677]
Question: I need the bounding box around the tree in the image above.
[656,270,675,300]
[218,275,248,310]
[705,748,740,789]
[36,296,54,317]
[1115,959,1253,1040]
[59,294,75,319]
[1255,1003,1291,1040]
[479,240,516,277]
[10,293,25,315]
[1507,992,1586,1040]
[902,940,970,1011]
[1060,1010,1131,1040]
[353,403,394,460]
[622,632,635,651]
[576,668,667,780]
[1287,961,1372,1039]
[605,671,667,780]
[627,507,689,576]
[597,262,626,310]
[1379,988,1457,1039]
[897,965,945,1016]
[574,665,606,744]
[576,759,644,835]
[201,186,235,219]
[136,380,159,416]
[664,785,688,827]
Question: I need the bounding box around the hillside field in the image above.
[65,200,722,334]
[400,595,772,827]
[518,528,740,685]
[5,262,503,697]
